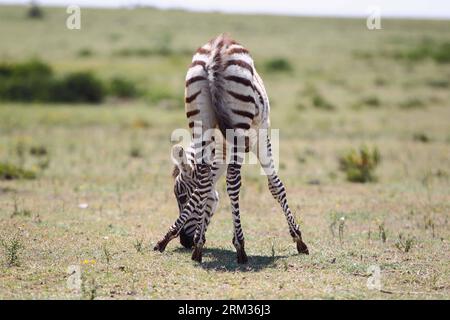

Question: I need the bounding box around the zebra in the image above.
[154,34,309,263]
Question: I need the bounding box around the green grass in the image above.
[0,5,449,299]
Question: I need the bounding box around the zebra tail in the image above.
[207,34,234,137]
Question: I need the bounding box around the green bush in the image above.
[27,4,44,19]
[393,40,450,64]
[362,96,381,108]
[427,78,450,88]
[264,57,293,73]
[413,132,431,143]
[431,42,450,63]
[0,60,106,103]
[339,146,380,183]
[0,162,36,181]
[114,48,154,57]
[312,93,335,111]
[78,48,94,57]
[51,72,105,103]
[109,77,139,98]
[0,60,54,102]
[399,98,425,109]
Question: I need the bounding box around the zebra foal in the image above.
[154,34,309,263]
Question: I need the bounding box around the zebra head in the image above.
[171,145,195,213]
[171,145,198,248]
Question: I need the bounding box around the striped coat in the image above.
[154,34,309,263]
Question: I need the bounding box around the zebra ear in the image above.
[171,145,191,175]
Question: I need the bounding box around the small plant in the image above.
[101,243,115,273]
[413,132,431,143]
[130,118,151,129]
[133,238,144,253]
[27,2,44,19]
[338,216,345,245]
[312,93,335,111]
[77,48,94,58]
[399,98,425,109]
[129,146,143,158]
[271,241,275,260]
[81,277,98,300]
[329,211,338,238]
[0,231,25,267]
[29,145,48,156]
[424,215,436,238]
[395,234,415,252]
[378,222,387,243]
[0,162,37,180]
[338,146,380,183]
[264,57,293,73]
[109,77,139,99]
[361,96,381,108]
[11,197,31,218]
[427,78,449,88]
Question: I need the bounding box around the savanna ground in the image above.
[0,6,449,299]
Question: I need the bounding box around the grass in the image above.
[0,5,449,299]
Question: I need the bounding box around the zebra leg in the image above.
[153,164,212,253]
[191,164,214,263]
[259,137,309,255]
[226,163,248,264]
[179,162,223,249]
[181,189,218,248]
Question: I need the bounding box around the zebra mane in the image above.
[172,165,180,179]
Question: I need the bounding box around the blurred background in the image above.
[0,1,449,299]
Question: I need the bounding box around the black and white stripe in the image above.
[154,34,309,262]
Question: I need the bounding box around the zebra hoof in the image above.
[237,249,248,264]
[153,240,167,252]
[191,246,203,263]
[296,239,309,255]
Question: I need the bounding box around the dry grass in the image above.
[0,6,449,299]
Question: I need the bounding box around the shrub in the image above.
[130,118,152,129]
[427,78,449,88]
[29,145,48,156]
[432,42,450,64]
[312,93,335,111]
[51,72,105,103]
[0,60,54,102]
[146,87,178,104]
[0,60,147,104]
[413,132,431,143]
[129,146,142,158]
[113,48,154,57]
[78,48,94,57]
[27,3,44,19]
[395,234,415,252]
[0,231,25,267]
[0,162,37,180]
[393,40,450,64]
[109,77,139,98]
[339,146,380,183]
[301,84,335,111]
[362,96,381,108]
[264,57,293,73]
[399,98,425,109]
